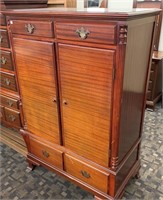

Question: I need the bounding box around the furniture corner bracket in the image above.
[119,25,128,45]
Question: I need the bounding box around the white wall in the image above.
[159,17,163,51]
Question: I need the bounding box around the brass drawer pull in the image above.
[80,170,91,179]
[3,78,11,86]
[25,23,35,34]
[8,114,16,122]
[53,97,57,103]
[76,27,90,40]
[42,150,49,158]
[0,35,3,43]
[63,99,68,105]
[7,100,13,107]
[1,57,7,65]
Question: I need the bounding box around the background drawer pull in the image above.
[76,27,90,40]
[6,100,13,107]
[42,150,49,158]
[0,35,3,43]
[8,114,16,122]
[80,170,91,179]
[1,57,7,65]
[3,78,11,86]
[25,23,35,34]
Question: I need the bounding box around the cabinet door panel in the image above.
[59,44,115,167]
[13,38,60,144]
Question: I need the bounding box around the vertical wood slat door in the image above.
[13,38,60,144]
[58,44,115,167]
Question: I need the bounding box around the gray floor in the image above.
[0,105,163,200]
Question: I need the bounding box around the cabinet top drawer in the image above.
[9,20,54,38]
[56,22,117,45]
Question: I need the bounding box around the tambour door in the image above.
[13,38,60,144]
[58,44,115,167]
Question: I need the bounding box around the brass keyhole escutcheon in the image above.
[76,27,90,40]
[25,23,35,34]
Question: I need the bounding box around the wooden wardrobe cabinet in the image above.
[2,8,160,199]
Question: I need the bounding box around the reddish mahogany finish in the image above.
[2,8,160,200]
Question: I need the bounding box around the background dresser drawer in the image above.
[56,22,117,44]
[149,70,155,81]
[10,20,54,37]
[0,72,17,91]
[148,80,153,90]
[0,51,13,71]
[30,138,63,169]
[0,14,6,26]
[147,90,152,100]
[5,107,21,127]
[0,105,6,121]
[0,95,19,109]
[64,154,109,193]
[0,30,10,48]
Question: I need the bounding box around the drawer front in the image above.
[0,14,6,26]
[148,80,153,90]
[0,105,5,121]
[0,72,17,92]
[64,154,109,193]
[56,22,117,44]
[0,50,14,71]
[0,30,10,48]
[147,90,152,100]
[30,138,63,169]
[0,95,19,109]
[5,107,21,127]
[10,20,54,38]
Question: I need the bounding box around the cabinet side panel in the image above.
[12,38,60,144]
[118,19,155,162]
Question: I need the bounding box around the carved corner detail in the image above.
[111,156,119,170]
[119,25,128,45]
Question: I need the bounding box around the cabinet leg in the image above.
[26,161,36,172]
[134,171,140,179]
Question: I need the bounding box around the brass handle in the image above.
[0,35,3,43]
[42,150,49,158]
[7,100,13,107]
[3,78,11,86]
[80,170,91,179]
[8,115,16,122]
[76,27,90,40]
[63,100,68,105]
[25,23,35,34]
[53,97,57,103]
[1,57,7,65]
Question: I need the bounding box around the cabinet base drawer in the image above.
[64,154,109,193]
[0,29,10,48]
[29,138,63,170]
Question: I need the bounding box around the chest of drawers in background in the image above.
[0,13,27,156]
